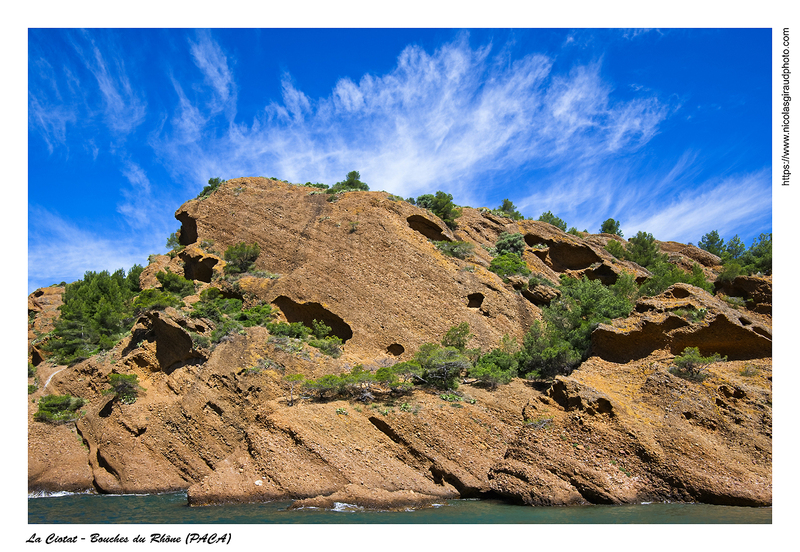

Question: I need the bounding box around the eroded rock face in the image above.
[591,284,771,363]
[171,179,545,356]
[121,308,208,374]
[716,275,772,314]
[489,356,771,507]
[27,179,771,509]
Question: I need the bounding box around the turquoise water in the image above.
[28,492,771,524]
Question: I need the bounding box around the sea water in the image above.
[28,492,771,524]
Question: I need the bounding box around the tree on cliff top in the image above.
[327,170,369,193]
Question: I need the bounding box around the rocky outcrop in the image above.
[121,308,208,374]
[28,286,65,365]
[715,275,772,314]
[591,284,771,363]
[27,179,771,509]
[489,355,772,507]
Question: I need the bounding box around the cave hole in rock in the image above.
[523,233,547,247]
[585,263,618,285]
[180,252,218,283]
[176,212,198,245]
[272,296,353,342]
[407,214,451,242]
[30,349,45,366]
[547,242,602,270]
[98,399,115,418]
[467,293,484,308]
[387,343,405,356]
[671,287,692,299]
[739,317,752,326]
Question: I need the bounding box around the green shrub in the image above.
[493,199,523,220]
[210,318,245,344]
[375,362,416,393]
[413,343,471,390]
[326,171,369,194]
[488,253,531,278]
[469,349,518,389]
[104,373,145,404]
[197,177,225,199]
[604,239,626,259]
[600,218,623,237]
[414,194,434,209]
[538,211,567,231]
[28,362,36,378]
[304,365,375,400]
[166,230,183,253]
[567,227,583,237]
[308,336,343,358]
[190,288,242,322]
[717,262,743,284]
[638,261,713,297]
[439,392,462,402]
[441,322,472,352]
[28,384,38,395]
[156,270,195,297]
[236,304,276,327]
[34,394,86,424]
[430,191,461,229]
[434,241,475,259]
[266,321,311,339]
[224,242,261,274]
[670,347,726,382]
[625,231,664,268]
[698,230,725,257]
[528,274,556,288]
[132,289,184,314]
[494,232,526,256]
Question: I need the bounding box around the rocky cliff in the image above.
[28,177,771,509]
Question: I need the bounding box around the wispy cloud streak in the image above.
[158,34,672,210]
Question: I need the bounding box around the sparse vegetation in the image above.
[538,211,567,231]
[283,373,305,406]
[669,347,726,382]
[166,230,183,255]
[34,394,86,424]
[488,253,531,279]
[197,177,226,199]
[698,230,771,277]
[434,241,475,259]
[492,199,523,220]
[494,232,526,256]
[326,171,369,194]
[156,270,195,297]
[224,242,261,274]
[600,218,623,237]
[104,373,145,404]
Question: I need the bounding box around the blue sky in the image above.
[28,27,773,293]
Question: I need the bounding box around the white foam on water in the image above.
[331,502,364,512]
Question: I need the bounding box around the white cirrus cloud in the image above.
[156,34,673,209]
